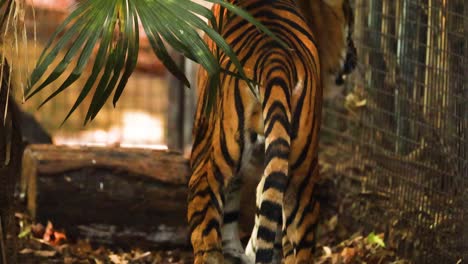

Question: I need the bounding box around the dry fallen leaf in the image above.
[30,223,45,238]
[323,246,332,256]
[19,248,35,255]
[109,253,129,264]
[331,253,342,264]
[43,221,67,246]
[341,247,357,263]
[327,215,338,231]
[132,251,152,261]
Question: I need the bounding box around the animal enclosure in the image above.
[0,0,466,263]
[321,0,467,262]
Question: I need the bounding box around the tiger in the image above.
[187,0,356,263]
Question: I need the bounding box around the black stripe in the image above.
[187,186,211,202]
[191,122,212,168]
[297,187,318,227]
[267,58,294,84]
[191,142,211,169]
[250,21,314,59]
[263,73,289,101]
[265,138,290,165]
[285,158,317,227]
[265,149,289,166]
[255,248,274,263]
[291,122,315,170]
[187,172,207,193]
[202,218,221,237]
[255,20,318,69]
[224,211,240,224]
[213,160,225,185]
[188,203,211,234]
[264,100,289,126]
[220,129,235,168]
[291,74,309,140]
[213,163,226,205]
[263,76,290,110]
[259,200,282,223]
[296,223,318,251]
[228,25,262,64]
[254,49,290,81]
[264,115,291,138]
[283,248,294,257]
[265,138,290,152]
[257,226,276,242]
[249,131,258,143]
[254,12,316,47]
[234,83,245,172]
[262,172,288,193]
[194,248,222,255]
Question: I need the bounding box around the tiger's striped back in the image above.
[188,0,354,263]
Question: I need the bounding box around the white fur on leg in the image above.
[223,178,250,263]
[246,173,282,264]
[245,175,266,263]
[245,237,256,264]
[223,221,250,264]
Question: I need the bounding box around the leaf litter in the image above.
[12,144,412,263]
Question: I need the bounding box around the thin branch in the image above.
[0,215,7,264]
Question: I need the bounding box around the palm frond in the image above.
[26,0,289,124]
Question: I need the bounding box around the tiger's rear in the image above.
[188,0,354,263]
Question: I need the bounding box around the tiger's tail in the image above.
[252,57,293,263]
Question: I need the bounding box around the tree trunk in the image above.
[0,59,22,264]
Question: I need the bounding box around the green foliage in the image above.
[366,232,386,248]
[26,0,288,124]
[17,226,31,239]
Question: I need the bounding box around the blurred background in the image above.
[14,0,176,150]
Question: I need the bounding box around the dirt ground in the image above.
[8,146,412,264]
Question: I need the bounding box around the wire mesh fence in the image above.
[321,0,467,262]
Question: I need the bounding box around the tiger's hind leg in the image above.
[245,165,286,264]
[283,157,321,264]
[188,98,251,263]
[246,63,292,264]
[187,160,225,264]
[223,176,252,264]
[282,233,295,264]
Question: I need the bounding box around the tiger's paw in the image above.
[224,248,252,264]
[224,253,252,264]
[193,251,223,264]
[283,255,295,264]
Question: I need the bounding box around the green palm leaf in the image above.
[26,0,289,124]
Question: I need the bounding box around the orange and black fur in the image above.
[187,0,356,263]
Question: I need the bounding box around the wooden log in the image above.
[20,144,262,248]
[20,145,190,230]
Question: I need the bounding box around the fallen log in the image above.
[21,145,190,233]
[20,144,260,248]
